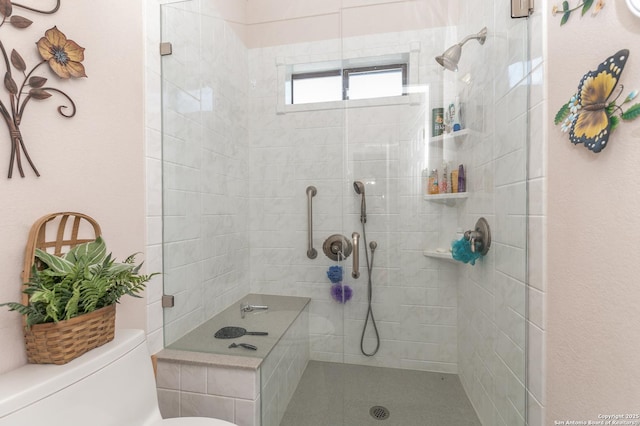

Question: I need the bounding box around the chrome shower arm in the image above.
[459,27,487,47]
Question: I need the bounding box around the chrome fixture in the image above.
[435,27,487,71]
[353,181,367,223]
[240,303,269,319]
[161,294,174,308]
[322,234,353,262]
[353,180,380,357]
[306,185,318,259]
[352,232,360,279]
[464,217,492,255]
[512,0,534,18]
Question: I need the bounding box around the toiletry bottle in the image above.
[440,162,448,194]
[422,168,429,195]
[451,169,459,193]
[452,96,462,132]
[429,169,439,194]
[458,164,466,193]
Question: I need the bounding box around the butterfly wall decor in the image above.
[555,49,640,153]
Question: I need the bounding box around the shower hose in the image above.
[359,224,380,357]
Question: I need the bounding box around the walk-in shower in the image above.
[158,1,531,425]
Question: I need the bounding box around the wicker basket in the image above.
[21,212,116,365]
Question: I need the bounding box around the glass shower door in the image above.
[160,0,251,348]
[157,0,531,425]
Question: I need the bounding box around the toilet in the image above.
[0,329,237,426]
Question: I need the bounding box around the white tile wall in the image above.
[260,308,309,426]
[455,1,545,425]
[247,27,465,372]
[157,360,258,425]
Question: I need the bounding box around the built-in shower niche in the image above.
[422,128,475,261]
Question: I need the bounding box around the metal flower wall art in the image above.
[552,0,605,25]
[555,49,640,153]
[0,0,86,178]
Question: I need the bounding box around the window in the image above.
[288,63,407,105]
[291,70,342,105]
[344,64,407,101]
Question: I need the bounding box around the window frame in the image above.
[289,63,408,105]
[342,63,408,100]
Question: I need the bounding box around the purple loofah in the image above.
[330,283,353,303]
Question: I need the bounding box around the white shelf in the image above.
[423,250,456,262]
[423,192,469,204]
[429,128,471,143]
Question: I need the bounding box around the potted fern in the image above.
[1,236,156,364]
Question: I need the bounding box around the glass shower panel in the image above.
[160,1,204,346]
[158,1,530,425]
[160,1,251,346]
[340,2,529,426]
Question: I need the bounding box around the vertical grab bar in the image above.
[306,186,318,259]
[352,232,360,278]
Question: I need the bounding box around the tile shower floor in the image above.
[280,361,481,426]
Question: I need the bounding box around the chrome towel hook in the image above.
[464,217,491,255]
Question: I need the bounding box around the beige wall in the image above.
[546,1,640,421]
[0,0,146,374]
[244,0,458,47]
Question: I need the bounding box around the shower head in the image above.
[435,27,487,71]
[353,181,367,223]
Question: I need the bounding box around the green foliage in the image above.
[561,1,570,25]
[0,237,157,326]
[622,104,640,121]
[609,115,620,132]
[581,0,593,15]
[555,101,570,125]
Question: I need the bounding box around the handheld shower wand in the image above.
[352,180,380,357]
[353,181,367,223]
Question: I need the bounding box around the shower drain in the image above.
[369,406,390,420]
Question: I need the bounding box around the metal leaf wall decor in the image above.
[552,0,605,25]
[0,0,86,178]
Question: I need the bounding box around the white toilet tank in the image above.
[0,329,236,426]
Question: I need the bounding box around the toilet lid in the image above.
[152,418,238,426]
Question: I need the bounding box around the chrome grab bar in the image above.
[306,186,318,259]
[352,232,360,279]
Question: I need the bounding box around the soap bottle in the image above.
[428,169,439,194]
[458,164,466,193]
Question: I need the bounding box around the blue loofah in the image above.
[451,237,482,265]
[326,265,343,283]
